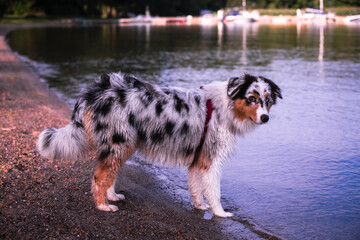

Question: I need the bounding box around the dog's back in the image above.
[38,73,207,166]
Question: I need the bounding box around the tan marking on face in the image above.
[233,99,259,122]
[264,93,273,112]
[266,103,273,112]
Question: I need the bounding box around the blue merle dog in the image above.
[37,72,282,217]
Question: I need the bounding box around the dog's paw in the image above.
[213,210,234,218]
[194,203,210,210]
[107,193,125,201]
[97,204,119,212]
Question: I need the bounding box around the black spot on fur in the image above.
[155,101,164,116]
[145,91,154,102]
[137,128,147,143]
[83,87,101,106]
[124,73,137,83]
[112,132,126,144]
[162,88,171,95]
[133,79,145,90]
[150,129,164,144]
[93,97,114,117]
[74,121,84,128]
[174,94,184,113]
[99,148,111,161]
[43,128,56,149]
[173,94,190,114]
[128,113,136,127]
[244,74,258,82]
[180,122,189,135]
[165,121,175,135]
[194,95,201,106]
[259,98,264,108]
[182,145,194,157]
[115,88,127,106]
[99,74,111,89]
[71,101,80,121]
[184,103,190,113]
[95,122,108,133]
[140,91,154,108]
[101,138,108,145]
[83,74,113,107]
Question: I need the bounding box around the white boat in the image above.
[223,0,258,24]
[344,14,360,24]
[298,8,335,21]
[223,10,259,23]
[297,0,335,22]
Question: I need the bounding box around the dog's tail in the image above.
[37,123,88,160]
[37,101,88,161]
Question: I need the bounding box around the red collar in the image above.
[199,86,214,134]
[204,99,214,128]
[191,87,214,168]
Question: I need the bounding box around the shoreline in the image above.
[0,24,230,239]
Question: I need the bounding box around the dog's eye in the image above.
[248,96,256,103]
[265,98,270,104]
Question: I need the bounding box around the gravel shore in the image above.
[0,24,230,239]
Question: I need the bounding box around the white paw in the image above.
[195,205,209,210]
[194,203,210,210]
[107,192,125,201]
[97,204,119,212]
[213,210,234,218]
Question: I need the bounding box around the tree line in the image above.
[1,0,358,18]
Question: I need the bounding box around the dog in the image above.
[37,72,282,217]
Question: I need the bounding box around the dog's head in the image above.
[227,74,282,124]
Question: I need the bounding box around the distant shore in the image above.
[64,15,349,25]
[0,23,230,239]
[0,14,352,26]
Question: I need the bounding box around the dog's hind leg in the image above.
[188,165,208,210]
[92,146,135,211]
[201,161,233,218]
[106,176,125,201]
[92,161,120,212]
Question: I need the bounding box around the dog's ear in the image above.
[227,76,245,99]
[261,77,282,103]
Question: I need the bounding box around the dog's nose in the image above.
[261,114,269,123]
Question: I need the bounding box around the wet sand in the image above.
[0,24,230,239]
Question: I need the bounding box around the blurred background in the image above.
[3,0,360,239]
[0,0,359,19]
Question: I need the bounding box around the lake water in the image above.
[7,22,360,239]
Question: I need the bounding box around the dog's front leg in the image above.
[202,162,233,218]
[188,166,209,210]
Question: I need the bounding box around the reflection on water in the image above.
[7,23,360,239]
